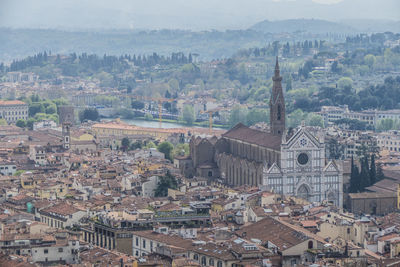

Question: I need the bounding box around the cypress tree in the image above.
[369,154,377,186]
[349,157,360,193]
[376,163,385,182]
[359,157,370,191]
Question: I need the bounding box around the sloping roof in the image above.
[366,179,399,194]
[383,170,400,181]
[235,216,308,250]
[40,203,82,216]
[222,123,281,151]
[0,100,27,106]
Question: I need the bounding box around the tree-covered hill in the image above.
[250,19,356,34]
[0,28,274,63]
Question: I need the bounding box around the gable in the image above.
[287,132,319,150]
[265,162,282,175]
[285,125,322,150]
[324,161,339,173]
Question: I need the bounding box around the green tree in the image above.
[26,118,35,130]
[45,104,57,114]
[144,113,153,121]
[327,138,344,160]
[154,171,178,197]
[369,154,377,186]
[79,108,99,122]
[172,143,189,158]
[285,75,293,91]
[307,114,324,127]
[182,105,195,125]
[130,140,143,150]
[131,100,145,109]
[29,102,45,116]
[377,118,397,131]
[16,119,26,128]
[168,78,180,91]
[349,157,360,193]
[145,141,156,149]
[121,137,130,151]
[0,118,7,125]
[287,109,305,128]
[376,163,385,182]
[359,157,370,191]
[157,141,174,161]
[246,108,268,126]
[337,77,353,90]
[364,54,376,70]
[229,105,248,127]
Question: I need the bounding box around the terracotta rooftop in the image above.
[223,123,281,151]
[40,202,82,216]
[236,216,308,250]
[0,100,27,106]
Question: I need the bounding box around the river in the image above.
[102,118,226,130]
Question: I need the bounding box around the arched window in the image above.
[193,254,198,260]
[209,258,214,266]
[201,256,206,265]
[297,184,310,201]
[277,105,281,121]
[217,261,223,267]
[308,240,313,249]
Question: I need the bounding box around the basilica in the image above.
[185,57,343,207]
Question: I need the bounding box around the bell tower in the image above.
[62,122,71,150]
[270,56,285,136]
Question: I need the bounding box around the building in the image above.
[29,145,46,166]
[33,120,58,130]
[270,56,285,136]
[92,120,223,142]
[0,100,28,123]
[6,72,39,83]
[343,110,376,127]
[188,58,284,186]
[38,203,86,229]
[0,231,80,265]
[376,109,400,122]
[184,58,343,207]
[0,161,17,175]
[263,125,344,207]
[377,130,400,153]
[347,192,397,215]
[320,105,349,126]
[236,216,324,266]
[131,227,192,257]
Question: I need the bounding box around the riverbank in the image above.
[102,116,229,130]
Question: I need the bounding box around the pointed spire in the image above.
[274,56,280,77]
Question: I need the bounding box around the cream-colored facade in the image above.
[92,120,223,141]
[0,100,28,123]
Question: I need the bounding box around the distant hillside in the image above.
[250,19,356,34]
[340,19,400,33]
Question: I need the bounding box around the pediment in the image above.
[324,161,339,173]
[286,128,320,150]
[265,162,282,175]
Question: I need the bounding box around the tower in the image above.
[59,106,75,125]
[62,122,71,150]
[270,56,285,136]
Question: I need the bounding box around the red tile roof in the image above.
[223,123,281,151]
[0,100,27,106]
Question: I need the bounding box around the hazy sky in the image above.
[0,0,399,30]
